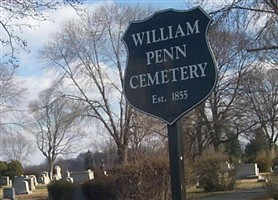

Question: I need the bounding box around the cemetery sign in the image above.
[123,7,217,125]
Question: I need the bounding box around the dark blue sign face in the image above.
[123,7,217,125]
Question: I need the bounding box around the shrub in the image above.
[113,157,171,200]
[48,180,77,200]
[264,175,278,200]
[0,161,7,176]
[256,151,273,172]
[196,152,236,192]
[0,160,23,180]
[82,177,117,200]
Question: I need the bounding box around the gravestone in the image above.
[40,171,50,184]
[28,175,38,186]
[70,170,94,183]
[3,187,16,200]
[53,166,62,180]
[63,170,73,183]
[13,176,31,194]
[37,176,43,184]
[236,163,259,179]
[0,176,11,186]
[25,177,36,191]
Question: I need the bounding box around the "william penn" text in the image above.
[131,20,200,65]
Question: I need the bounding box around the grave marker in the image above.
[3,187,16,200]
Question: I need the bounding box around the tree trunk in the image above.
[48,159,54,180]
[117,144,128,164]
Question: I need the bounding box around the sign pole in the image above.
[167,119,186,200]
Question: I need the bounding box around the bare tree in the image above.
[177,0,277,155]
[40,4,155,164]
[129,112,167,162]
[191,26,254,153]
[0,0,82,68]
[240,67,278,157]
[29,85,86,178]
[0,132,34,165]
[0,65,26,134]
[206,0,278,55]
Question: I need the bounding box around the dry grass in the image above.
[186,178,268,200]
[0,179,270,200]
[235,178,265,190]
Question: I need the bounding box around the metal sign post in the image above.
[167,119,186,200]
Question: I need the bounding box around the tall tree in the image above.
[29,85,86,178]
[40,4,155,164]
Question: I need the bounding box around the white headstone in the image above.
[29,175,38,186]
[41,171,50,184]
[70,170,94,183]
[53,166,62,180]
[25,177,36,191]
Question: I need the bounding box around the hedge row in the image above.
[48,157,171,200]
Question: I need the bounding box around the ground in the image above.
[0,179,272,200]
[0,184,48,200]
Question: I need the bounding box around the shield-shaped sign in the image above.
[123,7,217,125]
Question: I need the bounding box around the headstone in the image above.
[66,170,70,178]
[63,170,74,183]
[28,175,38,186]
[223,161,231,171]
[13,178,31,194]
[258,175,268,182]
[236,163,259,179]
[3,187,16,200]
[53,166,62,180]
[25,177,36,191]
[0,176,11,186]
[41,171,50,184]
[70,170,94,183]
[37,176,43,184]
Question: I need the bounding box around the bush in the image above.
[82,177,117,200]
[113,157,171,200]
[48,157,170,200]
[196,152,236,192]
[0,160,23,180]
[256,151,273,172]
[0,161,7,176]
[48,180,77,200]
[264,175,278,200]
